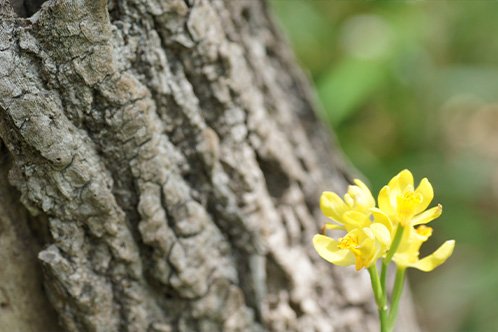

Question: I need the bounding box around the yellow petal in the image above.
[414,225,433,241]
[378,186,395,217]
[411,240,455,272]
[370,223,392,247]
[320,192,347,221]
[343,210,371,230]
[354,234,376,269]
[313,234,356,266]
[322,223,346,233]
[371,208,395,234]
[393,250,422,267]
[413,178,434,214]
[397,169,414,191]
[411,204,442,226]
[393,226,428,267]
[353,225,390,269]
[353,179,375,209]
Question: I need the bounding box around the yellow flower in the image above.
[313,223,391,270]
[393,225,455,271]
[320,179,375,231]
[315,169,455,272]
[377,169,441,227]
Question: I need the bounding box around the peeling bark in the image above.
[0,0,419,331]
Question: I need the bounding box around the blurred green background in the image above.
[271,1,498,331]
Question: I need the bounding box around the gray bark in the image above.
[0,0,419,331]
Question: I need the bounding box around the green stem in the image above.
[368,265,388,332]
[381,225,405,292]
[379,259,389,330]
[380,260,388,293]
[379,224,404,329]
[385,225,405,264]
[388,267,406,330]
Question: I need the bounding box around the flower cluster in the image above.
[313,169,455,272]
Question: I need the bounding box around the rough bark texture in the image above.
[0,0,419,331]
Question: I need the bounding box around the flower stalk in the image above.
[368,265,389,332]
[388,267,406,330]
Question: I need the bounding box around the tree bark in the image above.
[0,0,419,331]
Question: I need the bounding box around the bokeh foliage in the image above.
[271,1,498,331]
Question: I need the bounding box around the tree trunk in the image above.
[0,0,419,331]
